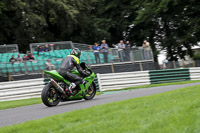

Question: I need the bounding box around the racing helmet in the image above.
[70,48,81,58]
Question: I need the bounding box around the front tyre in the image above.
[84,82,96,100]
[41,82,61,107]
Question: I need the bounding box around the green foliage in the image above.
[0,0,200,60]
[193,51,200,60]
[1,84,200,132]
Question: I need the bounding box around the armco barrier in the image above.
[149,68,190,84]
[97,71,150,91]
[1,68,200,101]
[189,67,200,80]
[0,78,44,101]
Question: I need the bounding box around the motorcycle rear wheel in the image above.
[41,82,61,107]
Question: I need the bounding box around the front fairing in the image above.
[83,72,95,90]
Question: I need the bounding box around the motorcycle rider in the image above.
[58,48,89,95]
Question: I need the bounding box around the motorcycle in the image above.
[41,62,96,107]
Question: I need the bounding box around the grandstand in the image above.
[0,49,115,74]
[0,42,154,81]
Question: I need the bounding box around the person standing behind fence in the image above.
[125,41,131,61]
[142,40,151,60]
[93,43,101,64]
[118,40,126,62]
[100,40,109,63]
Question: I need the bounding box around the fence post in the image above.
[173,61,176,69]
[7,72,13,81]
[41,71,44,78]
[111,63,115,73]
[139,63,143,71]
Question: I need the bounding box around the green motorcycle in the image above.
[41,62,96,107]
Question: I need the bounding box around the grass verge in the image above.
[0,91,103,110]
[105,80,200,92]
[0,98,42,110]
[1,84,200,133]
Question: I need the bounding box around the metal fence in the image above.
[30,41,73,53]
[0,44,19,53]
[72,43,92,50]
[30,41,94,53]
[0,49,162,75]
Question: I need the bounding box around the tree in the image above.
[0,0,91,51]
[130,0,200,61]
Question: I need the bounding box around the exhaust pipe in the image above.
[50,79,67,97]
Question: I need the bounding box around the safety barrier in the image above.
[97,71,150,91]
[149,68,190,84]
[0,78,44,101]
[1,67,200,101]
[189,67,200,80]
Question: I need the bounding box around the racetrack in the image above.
[1,82,200,127]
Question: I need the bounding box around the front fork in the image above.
[73,81,92,97]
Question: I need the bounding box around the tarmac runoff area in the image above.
[0,82,200,127]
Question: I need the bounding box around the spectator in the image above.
[16,54,23,62]
[142,40,151,60]
[163,59,168,69]
[9,55,16,64]
[37,45,42,56]
[44,44,50,52]
[118,40,126,62]
[46,59,55,70]
[125,41,131,61]
[100,40,109,63]
[92,43,101,64]
[22,54,27,62]
[26,52,35,61]
[142,40,150,50]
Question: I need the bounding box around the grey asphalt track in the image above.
[0,82,200,127]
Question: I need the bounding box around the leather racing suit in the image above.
[58,55,88,86]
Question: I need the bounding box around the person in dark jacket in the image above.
[26,52,35,61]
[9,55,16,64]
[93,43,101,64]
[58,48,89,95]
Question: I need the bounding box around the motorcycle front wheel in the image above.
[84,82,96,100]
[41,82,61,107]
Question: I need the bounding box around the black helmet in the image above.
[70,48,81,58]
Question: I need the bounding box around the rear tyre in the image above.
[41,82,61,107]
[84,82,96,100]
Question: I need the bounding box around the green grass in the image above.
[0,92,103,110]
[0,98,42,110]
[106,80,200,92]
[1,84,200,133]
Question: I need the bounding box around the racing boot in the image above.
[65,83,76,95]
